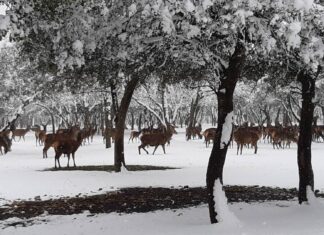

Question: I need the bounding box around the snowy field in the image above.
[1,129,324,234]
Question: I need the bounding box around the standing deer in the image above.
[43,126,80,158]
[233,128,260,155]
[12,126,30,141]
[54,132,83,168]
[203,128,217,148]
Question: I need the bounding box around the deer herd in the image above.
[0,121,323,168]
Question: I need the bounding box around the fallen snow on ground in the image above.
[1,128,324,234]
[2,201,324,235]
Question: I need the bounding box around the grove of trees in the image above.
[0,0,323,224]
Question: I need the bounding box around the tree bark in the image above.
[297,70,315,204]
[275,108,281,127]
[138,113,142,131]
[114,75,140,172]
[104,98,111,149]
[50,114,55,133]
[206,41,246,224]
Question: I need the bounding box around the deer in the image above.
[12,126,30,141]
[54,132,83,168]
[203,128,217,148]
[233,128,260,155]
[43,126,80,158]
[90,125,97,142]
[102,128,116,143]
[35,130,47,146]
[186,125,202,140]
[138,125,175,155]
[129,130,141,143]
[34,123,48,146]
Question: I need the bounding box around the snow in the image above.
[213,179,240,224]
[294,0,314,12]
[287,21,302,49]
[128,3,137,17]
[185,0,196,12]
[72,40,84,55]
[220,112,233,149]
[202,0,213,10]
[161,6,175,35]
[187,25,201,39]
[0,15,9,30]
[1,129,324,234]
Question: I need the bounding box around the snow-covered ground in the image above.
[1,129,324,234]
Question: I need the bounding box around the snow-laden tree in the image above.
[133,77,192,127]
[265,1,324,204]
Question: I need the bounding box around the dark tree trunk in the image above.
[297,70,315,204]
[275,108,281,127]
[2,114,20,132]
[130,112,135,130]
[179,112,183,128]
[103,98,112,149]
[206,41,246,224]
[110,79,119,122]
[262,106,272,127]
[138,113,142,131]
[50,114,55,133]
[114,75,140,172]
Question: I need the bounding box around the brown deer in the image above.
[35,130,47,146]
[203,128,217,148]
[43,126,80,158]
[233,128,260,155]
[186,125,202,140]
[12,126,30,141]
[102,128,116,143]
[54,132,83,168]
[90,126,97,142]
[129,130,141,143]
[138,125,174,155]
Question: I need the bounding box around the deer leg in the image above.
[43,147,48,158]
[236,143,239,155]
[67,154,70,167]
[162,144,166,154]
[55,152,62,169]
[240,144,243,155]
[72,152,76,167]
[152,145,159,155]
[254,143,258,154]
[138,145,149,155]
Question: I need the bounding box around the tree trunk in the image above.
[110,79,119,123]
[275,108,281,126]
[138,113,142,131]
[50,114,55,133]
[130,112,135,130]
[206,41,246,224]
[114,75,140,172]
[297,70,315,204]
[103,98,112,149]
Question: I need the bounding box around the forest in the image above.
[0,0,324,234]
